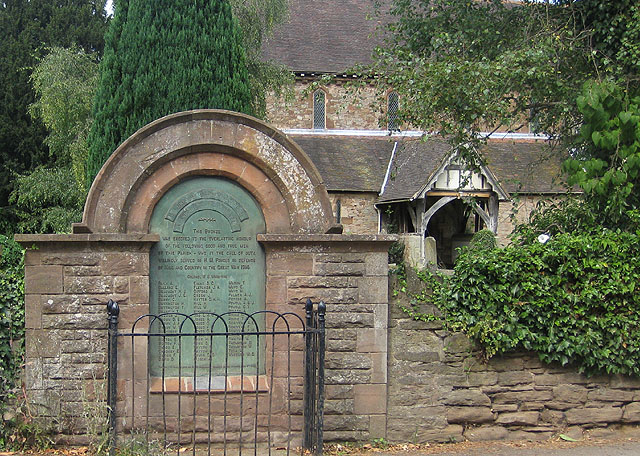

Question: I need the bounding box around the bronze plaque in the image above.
[149,177,266,378]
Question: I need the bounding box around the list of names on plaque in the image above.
[149,177,266,378]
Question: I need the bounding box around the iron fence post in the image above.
[107,299,120,456]
[303,298,314,450]
[315,301,326,455]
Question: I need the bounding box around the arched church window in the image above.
[387,91,399,131]
[313,89,326,129]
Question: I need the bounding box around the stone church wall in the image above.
[497,195,554,245]
[266,81,382,131]
[329,192,380,235]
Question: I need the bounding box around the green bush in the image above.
[0,235,25,447]
[468,229,497,251]
[410,229,640,376]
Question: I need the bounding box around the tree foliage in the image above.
[29,46,100,193]
[86,0,255,187]
[229,0,293,118]
[564,81,640,230]
[0,0,108,232]
[372,0,638,146]
[9,167,83,234]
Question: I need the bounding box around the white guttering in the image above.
[283,129,425,137]
[283,129,549,140]
[379,142,398,196]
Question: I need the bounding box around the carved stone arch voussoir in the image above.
[78,110,333,235]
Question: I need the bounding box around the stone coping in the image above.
[14,233,161,244]
[257,233,398,244]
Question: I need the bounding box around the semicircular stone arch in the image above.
[78,110,333,235]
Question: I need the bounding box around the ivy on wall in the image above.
[0,236,24,446]
[404,229,640,376]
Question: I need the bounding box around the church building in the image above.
[261,0,567,268]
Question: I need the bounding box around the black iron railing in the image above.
[106,299,325,456]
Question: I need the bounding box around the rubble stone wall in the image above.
[387,274,640,443]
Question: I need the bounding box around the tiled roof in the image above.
[289,135,395,192]
[261,0,387,73]
[289,135,568,199]
[377,139,568,203]
[483,141,568,194]
[378,138,451,203]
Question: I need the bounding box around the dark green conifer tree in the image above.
[86,0,254,187]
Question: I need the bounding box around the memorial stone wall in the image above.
[17,110,394,443]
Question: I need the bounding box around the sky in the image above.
[105,0,113,16]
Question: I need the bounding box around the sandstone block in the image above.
[365,252,388,276]
[622,402,640,422]
[444,333,473,354]
[325,369,371,384]
[42,313,106,330]
[129,276,149,304]
[41,253,99,266]
[324,414,369,431]
[464,425,509,441]
[325,352,373,370]
[447,406,495,424]
[540,409,565,425]
[566,406,623,424]
[327,312,374,329]
[373,303,388,329]
[324,399,355,415]
[498,371,534,386]
[492,389,553,404]
[357,328,387,352]
[288,287,358,305]
[358,277,387,303]
[26,329,61,358]
[535,372,588,386]
[443,390,491,407]
[486,356,524,372]
[611,375,640,389]
[26,265,63,294]
[326,384,354,400]
[520,402,545,411]
[453,372,498,388]
[327,338,357,352]
[315,262,365,277]
[287,276,357,289]
[492,404,518,412]
[370,352,387,384]
[495,411,540,426]
[552,384,588,403]
[369,414,386,438]
[101,253,148,276]
[114,276,129,294]
[64,276,113,294]
[267,256,313,276]
[588,388,635,402]
[25,295,42,329]
[354,384,387,414]
[63,266,101,277]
